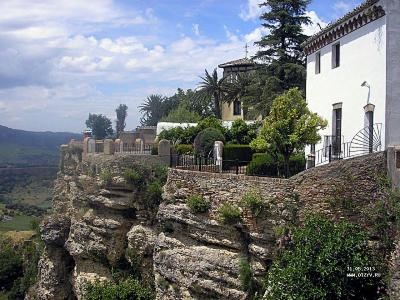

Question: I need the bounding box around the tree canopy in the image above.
[265,215,384,299]
[85,114,113,140]
[115,104,128,137]
[250,88,327,177]
[197,69,227,119]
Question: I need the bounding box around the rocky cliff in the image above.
[33,147,395,299]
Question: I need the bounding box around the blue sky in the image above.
[0,0,362,132]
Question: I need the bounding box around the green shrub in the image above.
[145,181,162,209]
[225,119,260,144]
[100,169,113,185]
[246,153,306,177]
[197,116,225,134]
[241,191,264,217]
[186,195,210,213]
[239,259,259,297]
[83,277,154,300]
[246,153,278,177]
[223,144,253,162]
[158,126,200,145]
[194,128,225,157]
[123,169,143,187]
[176,144,194,155]
[0,238,23,291]
[264,215,384,300]
[218,203,242,224]
[151,146,158,155]
[153,165,167,184]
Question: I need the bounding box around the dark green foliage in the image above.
[158,117,225,146]
[123,169,144,187]
[223,144,253,162]
[197,117,225,133]
[139,94,167,126]
[193,128,225,157]
[239,259,259,298]
[246,153,278,177]
[158,126,199,145]
[160,106,201,123]
[225,119,260,144]
[175,144,194,155]
[364,190,400,253]
[217,203,242,224]
[197,69,227,119]
[264,215,384,300]
[83,277,154,300]
[145,181,162,210]
[85,114,113,140]
[152,165,167,185]
[246,153,306,177]
[151,146,158,155]
[241,191,264,217]
[0,238,23,291]
[100,169,113,186]
[139,89,213,126]
[186,195,210,214]
[115,104,128,138]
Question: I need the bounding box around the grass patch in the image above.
[186,195,210,214]
[0,215,37,232]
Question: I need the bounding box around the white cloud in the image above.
[303,11,328,36]
[193,24,200,36]
[239,0,265,21]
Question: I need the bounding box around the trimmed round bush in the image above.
[193,128,225,157]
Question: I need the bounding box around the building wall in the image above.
[306,15,387,156]
[221,101,243,121]
[385,0,400,147]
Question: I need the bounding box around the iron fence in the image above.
[170,154,249,175]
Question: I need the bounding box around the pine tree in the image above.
[255,0,311,64]
[247,0,311,117]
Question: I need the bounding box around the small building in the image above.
[218,57,256,121]
[303,0,400,166]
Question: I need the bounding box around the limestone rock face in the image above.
[36,148,390,300]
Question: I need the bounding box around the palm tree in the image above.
[198,69,226,119]
[138,94,165,126]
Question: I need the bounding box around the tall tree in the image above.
[85,114,113,140]
[138,94,166,126]
[255,0,311,64]
[250,88,327,177]
[115,104,128,137]
[250,0,311,114]
[198,69,226,119]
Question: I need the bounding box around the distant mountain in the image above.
[0,125,81,167]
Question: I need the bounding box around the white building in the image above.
[303,0,400,166]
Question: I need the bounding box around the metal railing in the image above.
[170,154,249,175]
[314,124,382,166]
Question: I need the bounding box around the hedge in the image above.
[223,144,253,162]
[246,153,306,177]
[176,144,194,155]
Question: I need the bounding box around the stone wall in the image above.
[155,152,390,299]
